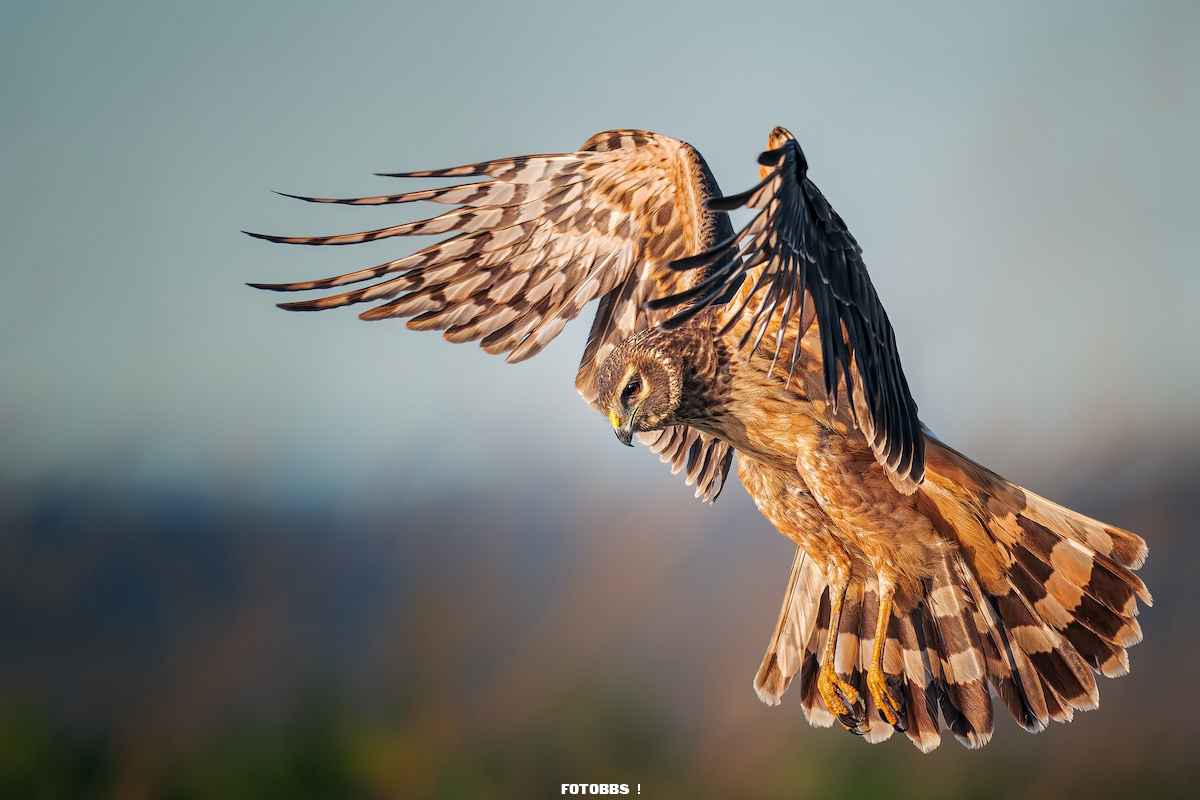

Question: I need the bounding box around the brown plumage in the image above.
[250,126,1149,752]
[596,300,1149,750]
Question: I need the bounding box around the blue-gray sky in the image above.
[2,0,1198,504]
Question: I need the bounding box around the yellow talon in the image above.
[867,666,903,727]
[817,664,861,721]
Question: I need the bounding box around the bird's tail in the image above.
[754,437,1150,752]
[752,553,951,750]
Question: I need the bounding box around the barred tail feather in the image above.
[922,436,1148,734]
[855,583,895,743]
[755,437,1148,752]
[798,590,837,728]
[754,547,826,706]
[924,556,995,748]
[893,608,941,752]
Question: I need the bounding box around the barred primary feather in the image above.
[249,130,736,500]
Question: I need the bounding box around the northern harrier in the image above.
[248,128,1149,751]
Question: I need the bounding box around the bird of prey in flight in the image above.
[248,127,1149,752]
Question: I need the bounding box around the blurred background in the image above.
[2,1,1198,797]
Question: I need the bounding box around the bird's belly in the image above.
[795,432,958,601]
[707,375,949,591]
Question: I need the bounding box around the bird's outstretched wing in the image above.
[247,130,734,502]
[651,127,924,493]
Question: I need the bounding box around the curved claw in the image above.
[838,713,868,735]
[818,666,866,730]
[837,696,869,735]
[840,691,867,732]
[886,675,908,732]
[866,667,907,729]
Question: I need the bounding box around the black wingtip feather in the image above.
[374,169,466,178]
[272,191,318,202]
[667,252,715,273]
[243,230,275,241]
[707,194,751,212]
[276,300,325,312]
[757,147,786,167]
[667,237,737,272]
[707,170,776,212]
[244,229,328,245]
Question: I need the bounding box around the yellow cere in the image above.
[608,411,622,429]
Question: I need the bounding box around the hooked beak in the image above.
[609,409,636,447]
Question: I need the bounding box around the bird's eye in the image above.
[623,378,641,399]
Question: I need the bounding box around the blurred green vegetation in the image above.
[0,710,111,800]
[0,681,1195,800]
[0,684,699,800]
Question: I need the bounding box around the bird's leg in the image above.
[815,562,863,727]
[866,575,904,727]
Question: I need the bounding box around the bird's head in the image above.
[596,329,683,447]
